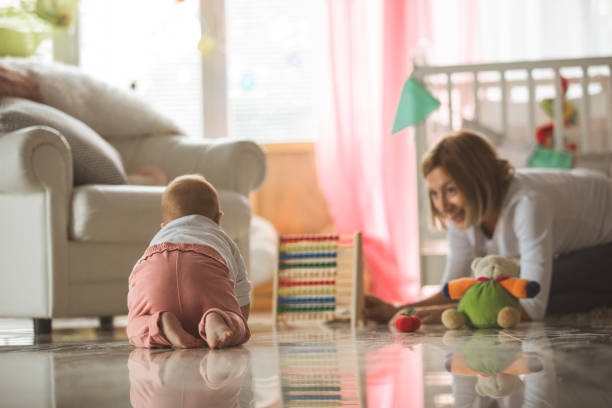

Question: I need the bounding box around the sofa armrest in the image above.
[0,126,73,193]
[127,135,266,195]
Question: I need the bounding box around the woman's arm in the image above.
[406,290,451,307]
[364,224,474,324]
[512,196,555,321]
[396,292,458,324]
[521,306,532,321]
[364,291,458,324]
[402,223,472,324]
[443,223,476,282]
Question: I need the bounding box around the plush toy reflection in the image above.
[444,330,543,399]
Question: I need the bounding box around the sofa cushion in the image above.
[70,185,250,243]
[0,97,128,185]
[3,57,182,139]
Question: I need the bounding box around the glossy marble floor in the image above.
[1,313,612,408]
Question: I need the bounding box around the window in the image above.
[225,0,326,143]
[429,0,612,65]
[78,0,203,138]
[76,0,325,143]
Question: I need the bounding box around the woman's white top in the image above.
[148,214,251,307]
[442,168,612,320]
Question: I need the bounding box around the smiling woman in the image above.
[426,167,467,227]
[364,130,612,326]
[422,131,514,234]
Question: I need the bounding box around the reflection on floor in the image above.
[1,313,612,407]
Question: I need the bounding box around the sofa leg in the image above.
[99,316,114,331]
[33,318,52,335]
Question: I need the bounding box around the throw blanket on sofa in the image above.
[0,57,183,141]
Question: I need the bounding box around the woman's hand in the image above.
[364,292,457,326]
[393,304,454,325]
[364,294,399,324]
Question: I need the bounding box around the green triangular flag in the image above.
[392,76,440,134]
[527,146,574,169]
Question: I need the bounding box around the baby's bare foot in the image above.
[160,312,204,348]
[205,312,233,349]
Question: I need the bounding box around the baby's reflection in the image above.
[128,347,250,408]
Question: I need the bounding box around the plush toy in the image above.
[445,330,543,398]
[441,255,541,329]
[535,75,579,152]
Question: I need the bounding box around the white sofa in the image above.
[0,125,266,333]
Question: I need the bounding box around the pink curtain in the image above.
[366,343,424,408]
[316,0,432,303]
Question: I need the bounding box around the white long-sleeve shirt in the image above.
[147,214,252,306]
[442,168,612,320]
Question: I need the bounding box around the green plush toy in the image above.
[441,255,541,329]
[445,330,543,398]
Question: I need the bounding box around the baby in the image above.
[127,174,251,349]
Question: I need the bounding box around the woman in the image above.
[365,130,612,324]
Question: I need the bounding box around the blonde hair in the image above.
[421,130,514,229]
[161,174,220,224]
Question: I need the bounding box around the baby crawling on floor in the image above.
[127,174,251,349]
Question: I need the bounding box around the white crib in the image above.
[412,56,612,288]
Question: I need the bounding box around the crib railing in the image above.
[413,56,612,152]
[411,56,612,287]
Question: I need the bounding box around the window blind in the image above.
[78,0,203,138]
[225,0,325,143]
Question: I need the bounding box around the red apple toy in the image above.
[395,309,422,332]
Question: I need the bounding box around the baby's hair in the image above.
[421,130,514,229]
[161,174,220,224]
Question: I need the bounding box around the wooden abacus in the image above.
[272,232,364,326]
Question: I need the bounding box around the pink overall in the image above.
[127,242,250,348]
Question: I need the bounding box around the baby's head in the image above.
[161,174,222,227]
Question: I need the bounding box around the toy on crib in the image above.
[445,330,543,398]
[441,255,541,329]
[535,75,579,152]
[273,233,364,326]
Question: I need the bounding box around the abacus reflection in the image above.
[275,328,367,407]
